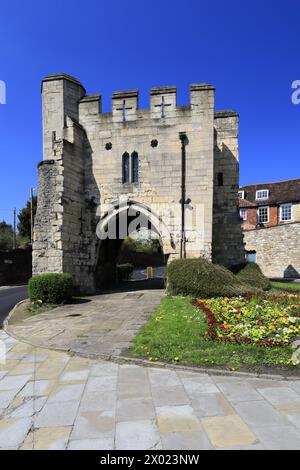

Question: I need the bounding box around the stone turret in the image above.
[33,74,95,291]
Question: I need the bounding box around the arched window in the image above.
[131,151,139,183]
[122,152,130,183]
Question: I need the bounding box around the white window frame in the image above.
[257,206,269,224]
[239,208,247,221]
[238,190,245,199]
[280,203,292,222]
[256,189,269,200]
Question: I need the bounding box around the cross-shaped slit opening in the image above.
[154,96,172,118]
[116,100,133,122]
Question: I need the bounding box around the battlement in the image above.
[42,73,86,93]
[78,83,216,122]
[214,110,239,118]
[112,89,139,121]
[42,74,237,125]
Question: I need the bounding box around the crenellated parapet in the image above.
[41,74,233,127]
[112,89,139,122]
[78,82,216,123]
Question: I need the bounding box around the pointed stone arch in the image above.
[96,199,175,255]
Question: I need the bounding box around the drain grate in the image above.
[123,293,144,299]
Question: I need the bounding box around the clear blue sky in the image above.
[0,0,299,225]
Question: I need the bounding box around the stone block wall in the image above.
[79,83,216,264]
[244,222,300,278]
[212,112,244,267]
[33,160,64,274]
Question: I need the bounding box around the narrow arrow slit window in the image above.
[122,152,130,183]
[131,151,139,183]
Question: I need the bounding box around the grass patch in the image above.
[271,281,300,292]
[129,296,299,371]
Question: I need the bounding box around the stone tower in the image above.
[33,73,244,293]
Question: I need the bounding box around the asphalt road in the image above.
[132,266,166,280]
[0,285,28,327]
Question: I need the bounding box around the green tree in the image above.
[16,233,31,248]
[0,220,13,250]
[17,196,37,239]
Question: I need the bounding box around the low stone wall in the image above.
[243,222,300,278]
[0,248,32,285]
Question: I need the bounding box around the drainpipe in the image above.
[179,132,188,258]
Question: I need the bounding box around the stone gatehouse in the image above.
[33,73,244,293]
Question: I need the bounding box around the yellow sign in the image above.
[147,267,153,279]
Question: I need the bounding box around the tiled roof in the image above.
[239,178,300,206]
[238,198,257,208]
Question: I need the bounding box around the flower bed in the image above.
[193,292,300,347]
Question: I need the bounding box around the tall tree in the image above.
[17,196,37,239]
[0,220,13,250]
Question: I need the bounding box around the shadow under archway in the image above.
[94,201,170,291]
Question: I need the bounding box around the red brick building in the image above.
[239,178,300,230]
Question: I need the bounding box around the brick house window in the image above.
[238,190,245,199]
[258,206,269,224]
[256,189,269,200]
[217,172,223,186]
[122,152,130,183]
[239,208,247,221]
[280,203,292,221]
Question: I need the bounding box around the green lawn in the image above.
[271,281,300,292]
[128,296,298,371]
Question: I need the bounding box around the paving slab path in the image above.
[6,288,164,358]
[1,331,300,450]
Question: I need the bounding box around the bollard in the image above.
[147,266,153,279]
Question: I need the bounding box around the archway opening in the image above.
[95,203,169,289]
[117,228,165,280]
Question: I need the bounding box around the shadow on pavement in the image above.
[97,277,165,295]
[69,297,92,304]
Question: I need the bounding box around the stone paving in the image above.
[6,288,163,357]
[1,330,300,450]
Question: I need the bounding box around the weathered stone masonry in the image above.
[33,73,244,293]
[244,223,300,278]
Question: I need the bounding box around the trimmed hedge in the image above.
[236,262,271,291]
[28,273,73,303]
[167,258,247,298]
[116,263,134,281]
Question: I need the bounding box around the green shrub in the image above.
[28,273,73,303]
[167,258,247,298]
[116,263,134,281]
[236,262,271,291]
